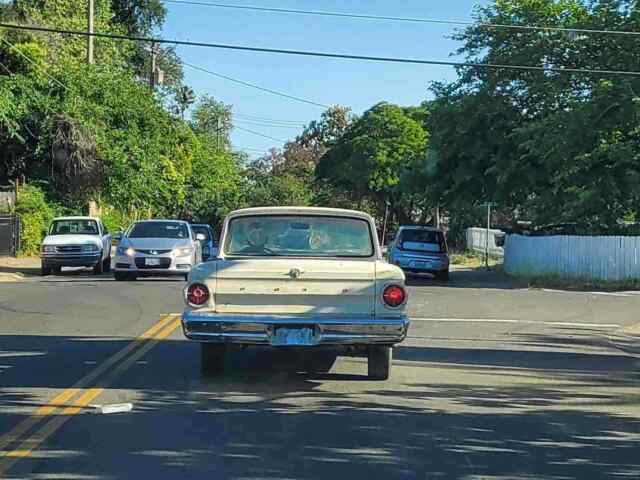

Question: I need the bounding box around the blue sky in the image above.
[161,1,489,156]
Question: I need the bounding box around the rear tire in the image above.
[201,343,226,375]
[114,271,127,281]
[52,266,62,274]
[368,346,392,380]
[41,264,51,276]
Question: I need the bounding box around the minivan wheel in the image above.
[201,343,226,375]
[368,346,392,380]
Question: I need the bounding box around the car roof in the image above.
[52,216,100,222]
[132,219,189,224]
[398,225,443,232]
[227,206,374,222]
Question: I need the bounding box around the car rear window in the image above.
[224,215,374,258]
[399,229,447,253]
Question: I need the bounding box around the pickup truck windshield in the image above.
[225,215,374,257]
[128,222,189,239]
[50,220,99,235]
[399,230,447,253]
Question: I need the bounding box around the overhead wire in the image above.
[0,36,68,90]
[183,61,329,108]
[235,119,303,129]
[164,0,640,37]
[232,124,287,143]
[1,23,639,77]
[234,113,307,125]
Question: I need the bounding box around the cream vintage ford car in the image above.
[181,207,410,380]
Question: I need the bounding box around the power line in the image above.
[235,113,307,125]
[0,36,68,90]
[164,0,640,37]
[236,119,302,129]
[183,61,328,108]
[2,23,640,77]
[233,124,287,143]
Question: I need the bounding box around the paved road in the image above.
[1,268,639,479]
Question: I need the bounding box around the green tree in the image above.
[191,95,232,150]
[317,102,429,223]
[174,85,196,120]
[427,0,640,230]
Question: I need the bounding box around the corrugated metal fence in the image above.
[504,235,640,281]
[466,227,504,257]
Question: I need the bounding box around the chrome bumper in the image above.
[182,312,410,346]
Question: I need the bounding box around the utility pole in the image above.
[150,42,158,90]
[382,200,390,247]
[480,202,497,269]
[216,117,221,151]
[87,0,94,64]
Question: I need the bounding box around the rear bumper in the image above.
[42,253,101,267]
[182,312,410,346]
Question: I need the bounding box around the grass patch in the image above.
[450,251,502,268]
[520,274,640,292]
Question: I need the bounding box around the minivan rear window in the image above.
[399,230,447,253]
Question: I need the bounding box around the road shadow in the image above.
[0,263,39,277]
[406,267,528,290]
[2,334,640,479]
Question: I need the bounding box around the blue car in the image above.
[388,226,450,281]
[190,224,218,261]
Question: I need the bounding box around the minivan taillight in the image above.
[382,285,406,308]
[186,283,209,307]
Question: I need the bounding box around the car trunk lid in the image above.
[214,258,375,316]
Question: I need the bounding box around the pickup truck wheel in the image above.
[93,259,104,275]
[368,346,392,380]
[102,256,111,273]
[201,343,226,375]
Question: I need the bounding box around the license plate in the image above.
[272,327,316,346]
[412,261,429,268]
[145,258,161,266]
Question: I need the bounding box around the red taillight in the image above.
[383,285,406,308]
[187,283,209,306]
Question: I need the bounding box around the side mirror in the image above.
[196,233,206,242]
[112,232,123,244]
[494,232,506,247]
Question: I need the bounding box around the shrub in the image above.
[15,185,56,256]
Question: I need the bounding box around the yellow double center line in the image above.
[0,313,182,476]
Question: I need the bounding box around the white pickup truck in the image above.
[40,216,112,275]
